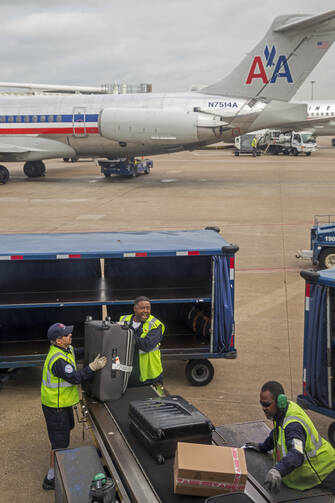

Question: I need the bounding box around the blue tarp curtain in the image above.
[213,255,233,352]
[305,284,328,407]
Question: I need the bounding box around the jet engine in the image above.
[98,107,224,146]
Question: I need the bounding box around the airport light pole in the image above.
[310,80,316,100]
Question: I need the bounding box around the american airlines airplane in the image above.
[0,10,334,184]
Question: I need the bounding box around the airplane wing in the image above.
[0,136,76,160]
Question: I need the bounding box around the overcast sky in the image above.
[0,1,334,100]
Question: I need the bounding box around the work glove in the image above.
[264,468,282,493]
[243,442,261,452]
[89,354,107,372]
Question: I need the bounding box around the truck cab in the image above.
[296,215,335,269]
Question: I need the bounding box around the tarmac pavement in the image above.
[1,138,335,502]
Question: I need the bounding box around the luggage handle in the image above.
[111,348,117,378]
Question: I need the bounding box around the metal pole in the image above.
[310,80,316,100]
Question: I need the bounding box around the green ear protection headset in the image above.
[277,393,288,409]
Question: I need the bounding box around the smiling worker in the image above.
[245,381,335,494]
[119,296,165,386]
[41,323,107,490]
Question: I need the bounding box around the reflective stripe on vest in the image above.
[119,313,164,381]
[42,351,74,388]
[281,414,322,459]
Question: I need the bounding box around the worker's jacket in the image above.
[273,401,335,490]
[251,137,257,147]
[119,314,164,382]
[41,344,80,408]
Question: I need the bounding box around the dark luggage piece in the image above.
[205,495,252,502]
[128,395,214,464]
[84,320,134,401]
[180,304,211,338]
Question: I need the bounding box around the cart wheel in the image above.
[103,172,111,177]
[319,249,335,269]
[185,359,214,386]
[156,454,165,464]
[328,422,335,448]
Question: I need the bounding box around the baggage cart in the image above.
[0,228,238,386]
[297,268,335,447]
[98,158,152,178]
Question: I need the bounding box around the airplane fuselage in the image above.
[0,93,267,161]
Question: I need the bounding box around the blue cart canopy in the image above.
[0,230,233,259]
[301,268,335,408]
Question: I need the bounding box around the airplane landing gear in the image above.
[0,165,9,184]
[23,161,46,178]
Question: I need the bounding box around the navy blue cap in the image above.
[47,323,74,341]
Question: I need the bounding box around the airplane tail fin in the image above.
[202,10,335,102]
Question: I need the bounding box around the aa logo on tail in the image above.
[246,45,293,84]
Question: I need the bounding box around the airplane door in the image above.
[72,107,87,137]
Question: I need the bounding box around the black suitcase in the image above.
[128,395,214,463]
[84,320,134,401]
[205,495,252,502]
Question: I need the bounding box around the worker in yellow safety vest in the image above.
[41,322,107,491]
[245,381,335,494]
[251,136,258,157]
[119,296,165,386]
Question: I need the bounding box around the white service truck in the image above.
[257,130,317,156]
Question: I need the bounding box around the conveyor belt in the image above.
[104,387,206,503]
[86,390,334,503]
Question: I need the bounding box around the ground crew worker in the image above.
[251,136,258,156]
[119,296,165,387]
[41,322,107,490]
[245,381,335,494]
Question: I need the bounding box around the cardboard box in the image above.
[174,442,248,497]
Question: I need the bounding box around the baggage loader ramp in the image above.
[84,389,333,502]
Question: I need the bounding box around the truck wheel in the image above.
[305,152,311,156]
[103,173,111,178]
[234,151,239,156]
[185,359,214,386]
[292,148,299,156]
[328,422,335,448]
[319,249,335,269]
[0,165,9,184]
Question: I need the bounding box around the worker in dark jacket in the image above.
[119,296,165,387]
[245,381,335,494]
[41,322,107,490]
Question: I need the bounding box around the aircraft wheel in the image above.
[185,359,214,386]
[23,161,46,177]
[36,160,46,176]
[0,165,9,184]
[319,249,335,269]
